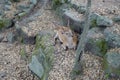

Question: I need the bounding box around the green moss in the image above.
[0,18,12,30]
[73,70,81,75]
[0,20,5,29]
[102,55,120,76]
[31,33,54,79]
[35,34,51,50]
[20,48,27,60]
[90,19,97,28]
[35,35,45,50]
[52,0,69,9]
[105,73,110,79]
[96,39,108,56]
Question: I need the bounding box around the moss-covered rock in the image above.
[104,26,120,48]
[85,28,108,57]
[96,39,108,56]
[51,0,70,9]
[89,13,100,28]
[112,15,120,22]
[96,15,113,27]
[90,12,113,27]
[0,18,12,30]
[29,30,54,80]
[103,48,120,77]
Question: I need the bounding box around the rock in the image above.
[85,27,108,57]
[30,0,37,5]
[62,10,85,33]
[0,72,6,78]
[52,0,70,8]
[4,5,11,11]
[77,5,86,14]
[23,36,36,44]
[5,0,12,5]
[90,13,113,27]
[96,15,113,27]
[89,13,100,28]
[113,15,120,22]
[17,4,30,11]
[0,18,12,30]
[0,10,4,16]
[104,26,120,48]
[70,0,86,14]
[28,54,44,78]
[0,0,6,4]
[0,34,4,42]
[29,30,54,79]
[103,48,120,76]
[6,32,15,43]
[55,3,70,16]
[18,12,27,18]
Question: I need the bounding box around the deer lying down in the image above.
[54,25,78,50]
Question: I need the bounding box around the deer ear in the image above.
[67,19,70,27]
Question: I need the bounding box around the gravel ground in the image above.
[0,0,120,80]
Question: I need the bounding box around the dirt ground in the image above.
[0,0,120,80]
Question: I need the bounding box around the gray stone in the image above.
[30,0,37,5]
[96,15,113,27]
[0,18,12,29]
[0,34,4,42]
[28,55,44,78]
[17,4,30,11]
[0,0,5,4]
[62,10,85,33]
[0,72,6,78]
[90,13,113,27]
[6,32,15,43]
[4,5,11,11]
[15,23,36,44]
[89,13,100,27]
[70,1,86,14]
[104,26,120,48]
[0,10,4,16]
[5,0,12,5]
[77,5,86,14]
[55,3,70,16]
[113,15,120,22]
[103,49,120,76]
[29,31,54,79]
[85,27,107,57]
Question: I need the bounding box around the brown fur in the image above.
[54,26,78,50]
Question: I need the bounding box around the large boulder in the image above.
[96,15,113,27]
[89,13,100,28]
[104,25,120,48]
[29,30,54,79]
[90,13,113,28]
[103,48,120,77]
[15,22,36,44]
[62,9,85,33]
[85,27,108,57]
